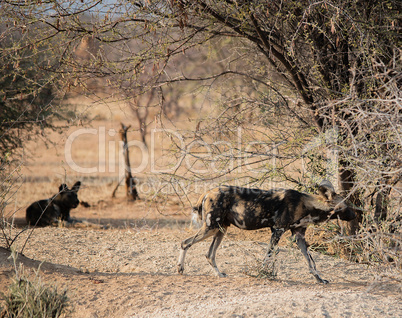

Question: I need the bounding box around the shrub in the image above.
[1,251,71,318]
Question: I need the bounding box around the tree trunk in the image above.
[339,165,362,235]
[374,173,401,223]
[374,186,390,222]
[112,123,140,200]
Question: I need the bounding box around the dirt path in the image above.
[1,226,401,317]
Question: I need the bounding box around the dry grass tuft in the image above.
[0,250,71,318]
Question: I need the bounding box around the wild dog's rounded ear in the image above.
[59,184,68,192]
[317,180,335,201]
[71,181,81,193]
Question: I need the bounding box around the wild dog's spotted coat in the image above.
[178,181,356,283]
[26,182,81,227]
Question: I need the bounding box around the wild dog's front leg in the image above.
[293,229,329,284]
[263,228,284,265]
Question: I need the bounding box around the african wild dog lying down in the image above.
[26,181,81,227]
[177,181,356,284]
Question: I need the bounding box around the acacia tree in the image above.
[3,1,401,235]
[0,24,56,161]
[139,0,400,232]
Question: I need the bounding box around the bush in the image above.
[309,216,402,271]
[1,251,71,318]
[243,250,278,280]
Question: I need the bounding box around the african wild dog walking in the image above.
[177,181,356,283]
[26,181,81,227]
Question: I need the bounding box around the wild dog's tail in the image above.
[191,192,206,226]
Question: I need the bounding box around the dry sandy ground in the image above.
[1,218,401,318]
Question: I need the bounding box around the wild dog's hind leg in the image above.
[293,228,329,284]
[177,224,218,275]
[263,228,284,265]
[206,226,227,277]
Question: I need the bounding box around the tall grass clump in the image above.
[242,247,278,280]
[1,250,71,318]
